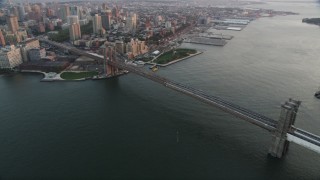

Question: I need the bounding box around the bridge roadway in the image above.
[40,38,320,154]
[290,127,320,147]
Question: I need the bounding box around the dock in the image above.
[214,25,244,31]
[199,33,233,40]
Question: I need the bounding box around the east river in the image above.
[1,0,320,179]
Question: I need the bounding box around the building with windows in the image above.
[28,48,46,61]
[0,30,6,47]
[20,38,40,62]
[69,6,79,17]
[101,14,111,31]
[165,21,172,29]
[24,4,31,13]
[10,6,20,19]
[46,8,54,17]
[70,23,81,41]
[125,13,137,33]
[68,15,79,25]
[93,14,102,34]
[18,5,25,21]
[0,45,22,69]
[115,40,125,54]
[126,39,148,58]
[112,7,119,18]
[59,4,70,23]
[17,29,28,42]
[6,15,19,33]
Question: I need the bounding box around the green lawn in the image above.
[154,48,197,64]
[49,29,70,42]
[60,71,99,80]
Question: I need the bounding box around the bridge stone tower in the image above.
[103,43,118,76]
[269,99,301,158]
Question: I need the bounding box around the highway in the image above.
[39,38,320,154]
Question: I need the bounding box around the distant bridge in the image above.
[40,38,320,158]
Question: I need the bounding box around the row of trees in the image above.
[49,28,70,42]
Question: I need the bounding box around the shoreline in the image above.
[20,70,64,82]
[20,70,128,82]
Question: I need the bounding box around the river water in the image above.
[1,0,320,179]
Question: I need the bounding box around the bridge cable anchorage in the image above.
[41,39,320,158]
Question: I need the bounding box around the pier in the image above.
[184,37,227,46]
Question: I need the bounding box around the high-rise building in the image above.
[6,15,19,34]
[46,8,54,17]
[0,30,6,46]
[68,15,79,24]
[93,14,102,34]
[47,22,55,31]
[70,23,81,41]
[145,17,151,30]
[69,6,79,17]
[79,19,88,26]
[133,13,138,28]
[28,4,41,22]
[31,4,41,14]
[126,38,138,56]
[38,22,46,33]
[198,16,210,25]
[137,40,148,54]
[18,5,25,21]
[112,7,119,18]
[105,9,112,17]
[79,7,86,20]
[102,3,108,10]
[17,29,28,42]
[125,13,137,33]
[126,38,148,58]
[24,4,31,13]
[20,39,40,62]
[115,40,125,54]
[165,21,172,29]
[10,6,19,19]
[155,15,163,26]
[59,4,70,23]
[101,14,111,31]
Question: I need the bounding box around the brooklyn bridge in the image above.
[40,38,320,159]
